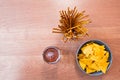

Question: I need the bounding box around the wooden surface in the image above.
[0,0,120,80]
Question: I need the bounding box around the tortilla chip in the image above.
[78,42,110,74]
[79,60,86,70]
[81,45,93,57]
[86,67,96,74]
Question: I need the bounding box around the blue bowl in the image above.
[76,40,112,76]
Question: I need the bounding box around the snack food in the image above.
[78,42,109,74]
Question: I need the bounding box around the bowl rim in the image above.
[76,39,112,76]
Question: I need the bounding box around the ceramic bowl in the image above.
[76,40,112,76]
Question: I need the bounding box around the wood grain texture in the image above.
[0,0,120,80]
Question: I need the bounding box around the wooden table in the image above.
[0,0,120,80]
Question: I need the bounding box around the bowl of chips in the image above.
[76,40,112,76]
